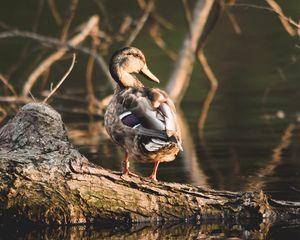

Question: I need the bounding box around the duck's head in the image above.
[109,47,160,88]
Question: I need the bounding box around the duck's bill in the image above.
[141,65,160,83]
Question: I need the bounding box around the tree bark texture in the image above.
[0,103,300,226]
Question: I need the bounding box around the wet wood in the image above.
[0,102,300,226]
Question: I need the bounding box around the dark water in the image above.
[1,0,300,239]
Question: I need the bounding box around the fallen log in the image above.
[0,102,299,228]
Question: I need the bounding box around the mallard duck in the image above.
[104,47,182,181]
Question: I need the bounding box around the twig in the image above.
[86,24,103,116]
[265,0,296,36]
[60,0,79,41]
[22,15,99,96]
[0,74,17,96]
[165,0,215,104]
[149,23,177,60]
[181,0,193,35]
[221,0,241,34]
[137,0,174,30]
[137,0,176,60]
[0,28,114,90]
[93,0,110,28]
[5,0,45,79]
[0,96,32,104]
[197,50,218,132]
[124,0,155,46]
[32,0,45,33]
[0,106,7,124]
[43,53,76,104]
[47,0,62,25]
[28,91,37,102]
[229,3,299,32]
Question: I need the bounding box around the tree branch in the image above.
[165,0,215,104]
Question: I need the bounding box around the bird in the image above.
[104,47,182,181]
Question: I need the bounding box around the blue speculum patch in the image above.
[120,112,140,128]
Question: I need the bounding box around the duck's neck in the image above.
[111,66,144,88]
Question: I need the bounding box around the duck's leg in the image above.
[148,161,160,181]
[122,151,138,177]
[122,151,130,175]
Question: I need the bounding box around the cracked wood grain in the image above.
[0,103,299,226]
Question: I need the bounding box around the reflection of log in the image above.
[176,109,208,186]
[0,103,300,226]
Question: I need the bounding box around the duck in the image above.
[104,47,182,181]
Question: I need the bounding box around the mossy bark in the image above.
[0,103,299,226]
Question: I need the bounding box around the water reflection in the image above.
[1,0,300,238]
[65,105,300,201]
[2,221,296,240]
[245,123,295,192]
[2,220,300,240]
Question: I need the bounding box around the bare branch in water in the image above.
[0,74,17,97]
[43,54,76,104]
[86,25,104,116]
[197,50,218,133]
[221,0,241,34]
[165,0,215,104]
[265,0,296,36]
[149,22,177,60]
[138,0,174,30]
[124,0,155,46]
[0,23,114,91]
[181,0,193,35]
[47,0,62,25]
[136,0,177,60]
[22,15,99,96]
[0,96,32,104]
[229,2,299,34]
[60,0,79,41]
[0,106,7,124]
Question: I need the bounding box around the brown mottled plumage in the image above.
[104,47,182,181]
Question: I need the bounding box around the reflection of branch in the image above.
[272,124,295,161]
[197,50,218,133]
[165,0,214,104]
[245,124,295,191]
[177,108,208,187]
[124,0,154,46]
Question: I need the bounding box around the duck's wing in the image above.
[117,88,182,151]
